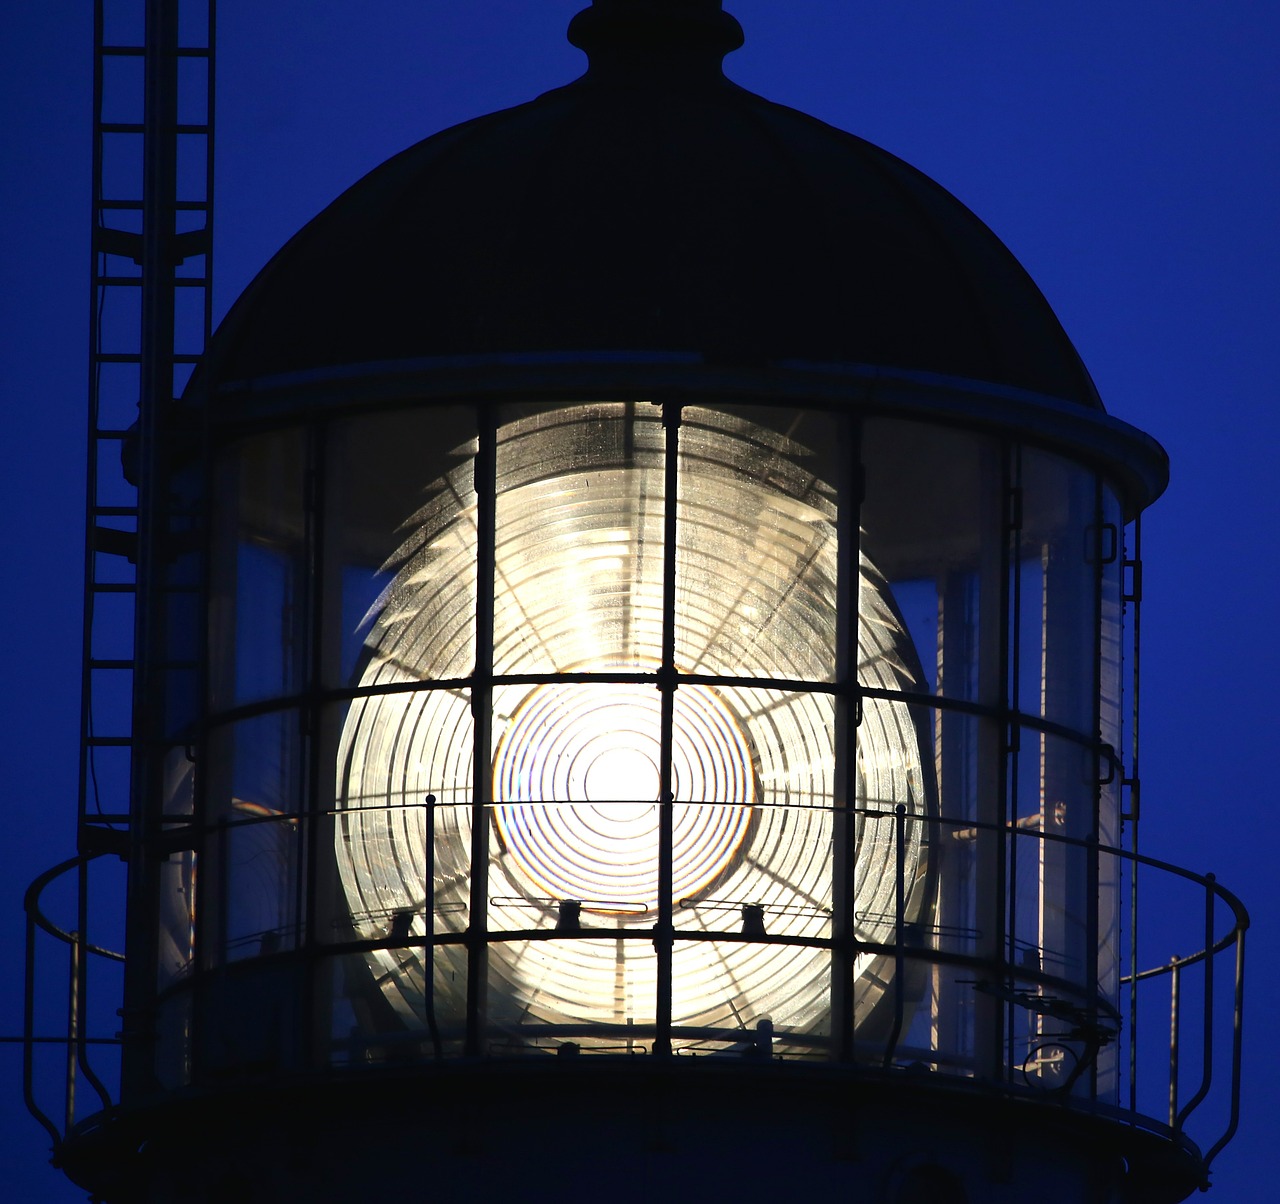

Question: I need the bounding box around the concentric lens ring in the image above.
[492,681,756,911]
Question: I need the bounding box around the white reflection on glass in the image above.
[336,404,932,1050]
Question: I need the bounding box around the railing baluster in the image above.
[1168,955,1181,1127]
[1177,876,1216,1127]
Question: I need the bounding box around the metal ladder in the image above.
[81,0,215,856]
[22,0,217,1148]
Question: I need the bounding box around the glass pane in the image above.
[896,958,980,1078]
[332,687,474,1034]
[210,709,304,820]
[672,941,831,1057]
[335,687,474,932]
[161,460,205,737]
[883,576,939,693]
[493,401,665,675]
[156,849,196,987]
[929,706,1005,1078]
[325,406,477,687]
[203,713,305,962]
[1021,449,1099,735]
[675,798,832,941]
[677,406,840,682]
[487,937,657,1052]
[1026,731,1095,992]
[232,542,303,703]
[211,430,306,710]
[489,678,675,937]
[325,949,467,1068]
[864,420,1005,706]
[221,811,302,961]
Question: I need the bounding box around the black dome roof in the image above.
[202,0,1102,410]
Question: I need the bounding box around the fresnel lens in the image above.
[336,403,933,1053]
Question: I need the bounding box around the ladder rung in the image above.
[90,525,137,539]
[96,353,143,364]
[92,583,137,594]
[89,660,134,671]
[100,44,211,59]
[93,526,137,558]
[173,228,210,258]
[95,226,142,260]
[93,276,211,290]
[78,825,130,859]
[102,124,212,137]
[98,200,213,213]
[86,736,133,748]
[94,506,138,517]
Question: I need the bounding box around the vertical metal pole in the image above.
[1085,479,1105,1096]
[466,404,497,1056]
[121,0,180,1103]
[75,855,112,1110]
[1204,925,1248,1170]
[830,413,862,1063]
[65,938,80,1134]
[1003,454,1022,1078]
[1127,514,1144,1116]
[302,423,326,1071]
[1177,877,1216,1127]
[655,401,681,1058]
[24,903,62,1149]
[1168,955,1181,1127]
[972,445,1008,1079]
[881,805,908,1068]
[425,794,442,1057]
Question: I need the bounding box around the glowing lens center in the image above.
[491,682,755,913]
[582,746,659,813]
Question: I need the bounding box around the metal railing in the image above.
[22,854,125,1153]
[23,807,1247,1178]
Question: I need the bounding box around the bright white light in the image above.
[491,680,755,912]
[335,404,931,1051]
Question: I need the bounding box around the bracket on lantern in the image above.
[971,979,1118,1092]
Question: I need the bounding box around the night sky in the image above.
[2,2,1277,1199]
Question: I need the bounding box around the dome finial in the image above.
[567,0,745,77]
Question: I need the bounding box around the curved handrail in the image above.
[23,852,126,1152]
[24,856,126,962]
[21,811,1246,1180]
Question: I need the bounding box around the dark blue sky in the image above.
[3,2,1277,1198]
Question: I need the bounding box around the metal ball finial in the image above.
[568,0,745,74]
